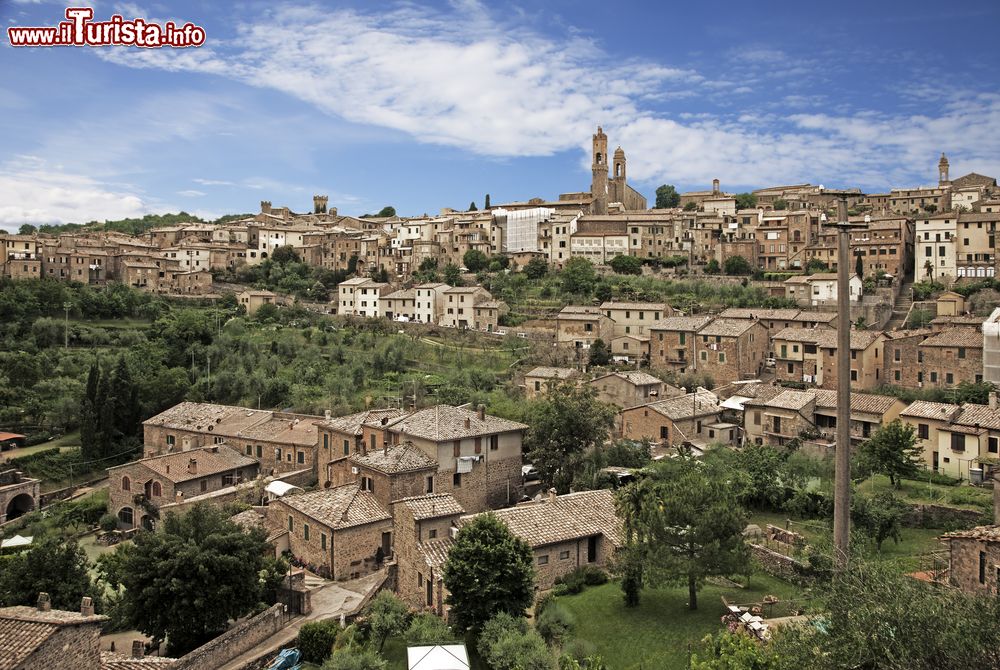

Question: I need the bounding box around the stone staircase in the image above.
[884,281,914,330]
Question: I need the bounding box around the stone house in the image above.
[266,485,393,580]
[238,289,278,317]
[588,371,679,409]
[599,302,671,338]
[523,367,579,399]
[916,328,984,389]
[472,300,508,332]
[317,409,407,489]
[743,389,818,448]
[391,494,465,615]
[366,405,528,513]
[648,315,713,374]
[693,318,768,385]
[0,469,39,524]
[610,334,650,363]
[414,283,450,324]
[717,308,836,337]
[620,390,727,448]
[943,523,1000,595]
[0,595,112,670]
[337,277,388,317]
[554,308,615,349]
[936,291,966,316]
[881,330,934,389]
[336,442,439,510]
[440,287,491,329]
[784,273,862,307]
[818,330,885,391]
[771,327,824,384]
[380,288,417,321]
[142,402,323,476]
[106,444,258,530]
[901,398,1000,479]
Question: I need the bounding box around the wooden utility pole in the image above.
[825,197,867,572]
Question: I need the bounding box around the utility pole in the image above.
[823,197,867,572]
[63,301,72,349]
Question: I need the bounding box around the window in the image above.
[321,533,327,550]
[990,437,998,454]
[474,437,482,454]
[200,480,208,492]
[980,551,987,584]
[118,507,134,526]
[958,347,966,359]
[951,433,965,452]
[344,440,350,456]
[323,434,329,449]
[946,373,954,384]
[151,481,161,497]
[297,451,305,464]
[718,352,726,363]
[850,370,858,381]
[537,555,549,565]
[679,332,686,345]
[453,440,461,457]
[700,351,707,361]
[659,426,668,440]
[453,472,462,487]
[288,516,294,531]
[894,370,901,381]
[256,444,262,458]
[121,476,131,492]
[246,444,253,456]
[303,524,310,541]
[930,372,938,382]
[429,529,438,539]
[166,435,175,446]
[754,411,761,425]
[894,349,901,362]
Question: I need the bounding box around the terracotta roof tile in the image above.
[643,390,721,420]
[920,329,982,348]
[321,409,406,436]
[524,367,579,380]
[351,442,437,474]
[387,405,527,442]
[396,494,465,521]
[276,485,391,530]
[901,401,962,421]
[417,538,454,569]
[111,445,257,484]
[650,316,713,332]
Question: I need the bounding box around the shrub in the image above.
[298,619,342,664]
[478,613,551,670]
[946,487,989,509]
[98,513,119,532]
[403,612,457,645]
[320,648,387,670]
[536,602,576,646]
[554,570,586,595]
[581,566,608,586]
[561,638,597,663]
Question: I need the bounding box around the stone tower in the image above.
[260,200,272,214]
[591,126,609,215]
[939,153,950,186]
[313,195,329,214]
[611,146,626,205]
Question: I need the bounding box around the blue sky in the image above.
[2,0,1000,230]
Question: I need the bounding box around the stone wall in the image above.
[22,622,102,670]
[748,543,812,585]
[173,603,288,670]
[904,503,986,528]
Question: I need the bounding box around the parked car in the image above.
[521,464,540,482]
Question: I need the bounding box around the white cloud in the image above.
[85,2,1000,191]
[177,189,206,197]
[0,163,149,226]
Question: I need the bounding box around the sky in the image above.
[2,0,1000,231]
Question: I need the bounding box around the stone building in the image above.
[900,398,1000,479]
[0,469,39,524]
[771,328,824,384]
[523,367,579,399]
[916,328,984,388]
[317,409,407,489]
[717,308,836,338]
[588,371,679,409]
[600,302,671,338]
[106,444,259,530]
[380,288,416,321]
[142,402,323,476]
[339,442,439,510]
[365,405,528,513]
[472,300,508,332]
[648,315,713,374]
[693,318,768,385]
[620,390,728,448]
[237,288,278,317]
[554,307,614,350]
[881,329,934,389]
[942,483,1000,595]
[818,330,885,391]
[0,595,111,670]
[266,484,393,580]
[391,494,465,615]
[589,127,647,215]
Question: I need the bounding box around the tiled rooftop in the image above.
[645,390,721,420]
[900,400,962,421]
[115,445,257,484]
[0,605,107,669]
[698,318,759,338]
[765,390,816,411]
[417,538,454,569]
[524,367,579,380]
[397,494,465,520]
[351,442,438,474]
[387,405,528,442]
[277,485,391,530]
[320,408,406,436]
[943,525,1000,542]
[919,328,982,348]
[650,315,713,332]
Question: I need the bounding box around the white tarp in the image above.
[407,645,470,670]
[265,481,303,499]
[456,457,477,474]
[1,535,33,549]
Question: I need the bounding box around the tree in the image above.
[773,199,787,211]
[705,259,721,274]
[691,630,777,670]
[0,538,98,611]
[608,254,642,275]
[594,282,613,302]
[684,201,698,211]
[734,193,757,210]
[655,184,681,209]
[616,453,749,610]
[805,258,828,275]
[271,245,301,264]
[524,383,615,490]
[377,206,396,217]
[524,256,548,279]
[102,504,284,655]
[561,257,596,295]
[443,514,535,633]
[723,255,752,276]
[321,649,388,670]
[588,338,611,366]
[851,491,907,551]
[299,620,342,664]
[857,419,921,487]
[111,356,141,442]
[18,223,37,235]
[404,613,457,645]
[79,362,100,459]
[855,252,864,279]
[484,194,491,209]
[463,249,489,272]
[469,201,478,211]
[477,612,553,670]
[365,590,409,652]
[923,203,938,213]
[254,302,280,323]
[443,263,462,286]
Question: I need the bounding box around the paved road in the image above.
[217,569,386,670]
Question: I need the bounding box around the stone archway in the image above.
[4,493,34,521]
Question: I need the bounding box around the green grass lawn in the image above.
[857,474,991,511]
[554,575,812,670]
[0,432,79,462]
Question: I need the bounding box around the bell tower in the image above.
[591,126,609,215]
[938,153,950,186]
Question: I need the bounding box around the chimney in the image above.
[131,640,145,659]
[80,596,94,616]
[547,488,557,504]
[187,458,197,475]
[324,409,332,420]
[712,178,720,196]
[383,441,389,456]
[477,405,486,421]
[990,392,997,410]
[37,593,51,612]
[175,490,183,503]
[464,417,471,429]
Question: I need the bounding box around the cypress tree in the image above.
[96,369,119,459]
[79,363,99,459]
[111,357,141,442]
[484,193,490,209]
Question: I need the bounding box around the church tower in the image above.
[611,146,626,205]
[591,126,609,215]
[938,153,950,186]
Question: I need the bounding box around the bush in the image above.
[403,612,457,645]
[298,619,342,664]
[554,570,586,595]
[561,638,597,663]
[478,612,551,670]
[98,513,119,532]
[581,566,608,586]
[320,648,387,670]
[536,602,576,646]
[914,469,962,487]
[946,487,989,509]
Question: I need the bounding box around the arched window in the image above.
[122,476,131,492]
[596,152,603,165]
[118,507,134,526]
[151,481,162,497]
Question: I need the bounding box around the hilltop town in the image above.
[3,129,1000,670]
